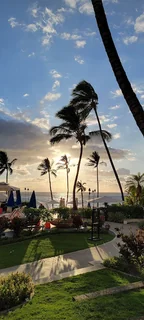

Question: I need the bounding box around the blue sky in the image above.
[0,0,144,193]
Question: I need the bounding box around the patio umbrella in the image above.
[16,190,22,206]
[7,191,15,207]
[28,191,36,208]
[88,195,122,204]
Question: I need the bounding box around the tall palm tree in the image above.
[57,155,70,206]
[125,172,144,204]
[50,106,110,210]
[0,151,17,184]
[87,151,106,198]
[77,181,86,208]
[37,158,57,205]
[71,80,124,201]
[91,0,144,136]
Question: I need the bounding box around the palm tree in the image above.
[87,151,106,198]
[91,0,144,136]
[77,181,86,208]
[37,158,57,206]
[71,80,124,201]
[57,155,70,206]
[125,173,144,204]
[0,151,17,184]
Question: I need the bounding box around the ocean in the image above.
[21,192,122,208]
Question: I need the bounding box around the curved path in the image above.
[0,222,138,284]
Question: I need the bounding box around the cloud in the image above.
[8,17,21,28]
[75,40,86,48]
[42,35,53,46]
[28,52,35,58]
[109,105,120,110]
[79,2,93,15]
[113,133,121,139]
[45,7,64,25]
[123,35,138,45]
[25,24,37,32]
[111,89,122,98]
[50,69,62,78]
[84,30,96,36]
[74,55,84,64]
[15,166,31,176]
[32,118,50,130]
[124,17,134,26]
[60,32,82,40]
[23,93,29,97]
[134,13,144,33]
[141,95,144,99]
[107,123,117,128]
[64,0,77,8]
[42,92,61,102]
[52,80,60,90]
[0,98,5,106]
[117,168,130,175]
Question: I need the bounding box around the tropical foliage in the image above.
[0,151,17,183]
[91,0,144,136]
[38,158,57,205]
[125,172,144,205]
[57,155,70,206]
[77,180,86,208]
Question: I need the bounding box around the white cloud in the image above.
[74,55,84,64]
[124,17,134,26]
[79,2,93,15]
[61,32,82,40]
[50,69,62,79]
[109,105,120,110]
[0,98,5,106]
[32,118,50,130]
[123,35,138,45]
[84,31,96,36]
[111,89,122,98]
[107,123,117,128]
[52,80,60,90]
[8,17,21,28]
[64,0,77,8]
[45,7,64,25]
[42,24,56,34]
[42,35,52,46]
[28,52,35,58]
[25,24,37,32]
[23,93,29,97]
[43,92,61,102]
[113,133,121,139]
[141,95,144,99]
[134,13,144,33]
[75,40,86,48]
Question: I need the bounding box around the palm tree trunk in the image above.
[81,190,84,208]
[66,168,69,206]
[48,171,54,208]
[94,107,124,201]
[91,0,144,136]
[73,142,83,210]
[97,166,99,198]
[6,170,8,184]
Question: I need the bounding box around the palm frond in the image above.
[72,81,98,102]
[10,158,17,166]
[9,167,13,175]
[50,134,73,145]
[89,130,112,142]
[51,170,57,177]
[0,168,6,175]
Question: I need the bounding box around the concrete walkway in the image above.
[0,223,138,284]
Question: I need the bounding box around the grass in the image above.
[0,232,113,269]
[0,269,143,320]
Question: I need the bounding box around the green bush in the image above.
[108,212,125,223]
[52,207,70,220]
[138,221,144,230]
[0,272,34,311]
[10,217,25,237]
[0,216,9,235]
[77,208,92,219]
[103,256,132,273]
[73,215,83,229]
[108,205,144,219]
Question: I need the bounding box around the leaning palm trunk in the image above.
[6,169,8,184]
[73,142,83,210]
[48,171,53,208]
[81,190,84,208]
[91,0,144,136]
[97,166,99,198]
[94,107,124,201]
[66,168,69,206]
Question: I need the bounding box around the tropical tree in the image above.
[87,151,106,198]
[49,105,110,210]
[57,155,70,206]
[77,180,86,208]
[125,173,144,204]
[70,80,124,201]
[91,0,144,136]
[0,151,17,184]
[37,158,57,206]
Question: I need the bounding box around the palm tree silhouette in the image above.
[125,172,144,204]
[91,0,144,136]
[87,151,106,198]
[57,155,70,206]
[70,80,124,201]
[38,158,57,206]
[77,180,86,208]
[0,151,17,184]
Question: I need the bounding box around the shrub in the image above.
[0,272,34,311]
[138,221,144,230]
[78,208,92,219]
[73,215,83,229]
[108,204,144,219]
[0,217,8,235]
[10,217,25,237]
[103,256,134,273]
[108,212,125,223]
[54,207,70,220]
[39,209,52,222]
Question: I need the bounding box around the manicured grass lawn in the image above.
[0,269,143,320]
[0,232,113,269]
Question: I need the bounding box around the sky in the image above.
[0,0,144,194]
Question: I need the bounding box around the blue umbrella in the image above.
[7,191,15,207]
[28,191,36,208]
[16,190,22,206]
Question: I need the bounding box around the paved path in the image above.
[0,223,138,284]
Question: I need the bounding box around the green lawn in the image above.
[0,269,143,320]
[0,232,113,269]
